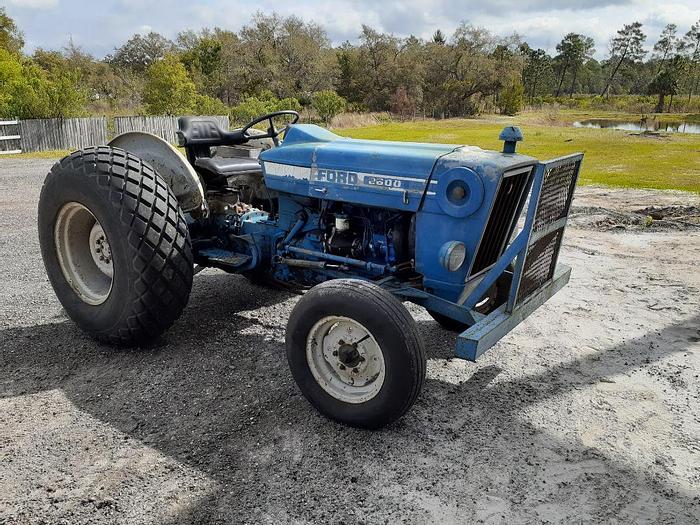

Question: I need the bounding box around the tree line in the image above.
[1,8,699,122]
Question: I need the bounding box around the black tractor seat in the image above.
[195,156,262,177]
[177,116,246,147]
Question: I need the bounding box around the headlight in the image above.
[446,180,468,205]
[439,241,467,272]
[435,167,484,218]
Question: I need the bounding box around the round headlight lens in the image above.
[446,180,469,205]
[440,241,467,272]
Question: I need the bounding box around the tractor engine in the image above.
[256,124,543,302]
[264,199,414,286]
[320,206,411,263]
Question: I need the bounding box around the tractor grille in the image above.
[517,229,563,302]
[470,167,531,276]
[516,156,582,304]
[532,160,579,233]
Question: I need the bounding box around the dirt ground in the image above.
[0,157,698,524]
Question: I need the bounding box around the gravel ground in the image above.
[1,157,698,524]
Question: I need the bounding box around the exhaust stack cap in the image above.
[499,126,523,154]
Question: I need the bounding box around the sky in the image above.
[4,0,700,59]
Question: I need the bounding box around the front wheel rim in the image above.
[306,316,385,404]
[54,202,114,305]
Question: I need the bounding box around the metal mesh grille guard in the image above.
[454,153,582,361]
[513,155,582,306]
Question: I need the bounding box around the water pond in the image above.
[572,119,700,134]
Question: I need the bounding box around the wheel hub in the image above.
[306,316,385,404]
[337,342,363,368]
[89,222,113,277]
[54,202,114,305]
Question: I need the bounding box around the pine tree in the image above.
[653,24,679,75]
[554,33,595,97]
[432,29,446,45]
[681,20,700,102]
[601,22,646,97]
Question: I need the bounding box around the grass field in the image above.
[342,117,700,193]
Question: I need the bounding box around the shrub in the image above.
[498,80,524,116]
[312,90,346,125]
[143,54,196,115]
[192,93,228,116]
[0,49,87,118]
[230,91,301,125]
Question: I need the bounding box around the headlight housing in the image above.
[439,241,467,272]
[435,167,484,218]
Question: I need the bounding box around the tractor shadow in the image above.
[1,273,698,523]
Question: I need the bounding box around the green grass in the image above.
[341,118,700,193]
[1,149,70,160]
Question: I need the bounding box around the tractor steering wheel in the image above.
[240,110,300,146]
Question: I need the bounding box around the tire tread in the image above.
[42,146,193,345]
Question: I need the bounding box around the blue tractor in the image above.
[38,111,582,428]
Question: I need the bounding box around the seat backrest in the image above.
[177,117,241,147]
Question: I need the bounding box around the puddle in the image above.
[573,119,700,134]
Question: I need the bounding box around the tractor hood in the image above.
[260,124,457,210]
[259,124,534,212]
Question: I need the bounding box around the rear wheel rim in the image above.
[306,316,385,404]
[54,202,113,305]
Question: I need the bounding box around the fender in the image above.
[108,131,205,212]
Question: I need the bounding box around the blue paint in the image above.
[434,167,484,218]
[499,126,524,153]
[260,124,458,211]
[196,123,582,360]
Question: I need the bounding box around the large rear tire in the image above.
[286,279,426,429]
[38,146,194,345]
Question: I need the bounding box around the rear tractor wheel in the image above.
[38,147,194,345]
[286,279,426,429]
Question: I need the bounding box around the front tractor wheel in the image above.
[38,147,194,345]
[286,279,426,429]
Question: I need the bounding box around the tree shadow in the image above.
[1,273,697,523]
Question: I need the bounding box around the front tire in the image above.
[38,146,193,345]
[286,279,426,429]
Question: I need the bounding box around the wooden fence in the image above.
[18,117,108,153]
[5,115,230,153]
[114,115,229,144]
[0,120,22,154]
